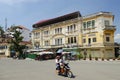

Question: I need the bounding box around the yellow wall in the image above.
[103,30,115,43]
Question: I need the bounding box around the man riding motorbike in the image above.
[55,55,63,75]
[55,55,71,77]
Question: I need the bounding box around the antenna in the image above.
[5,18,7,31]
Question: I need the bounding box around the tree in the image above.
[9,27,26,59]
[0,26,4,37]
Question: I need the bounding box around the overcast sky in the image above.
[0,0,120,43]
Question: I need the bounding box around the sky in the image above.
[0,0,120,43]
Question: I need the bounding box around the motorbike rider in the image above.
[55,54,70,76]
[55,55,64,75]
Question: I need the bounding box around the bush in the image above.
[77,53,83,60]
[95,57,98,61]
[89,54,92,60]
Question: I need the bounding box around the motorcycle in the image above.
[57,62,73,78]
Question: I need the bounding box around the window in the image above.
[87,21,91,28]
[34,32,40,39]
[93,38,96,42]
[83,39,86,43]
[70,25,73,31]
[55,28,62,34]
[83,22,86,29]
[60,38,62,44]
[106,37,110,42]
[44,30,49,36]
[67,26,70,32]
[88,38,91,44]
[92,20,95,28]
[71,37,73,43]
[104,20,110,26]
[73,24,76,30]
[83,20,95,29]
[55,29,57,33]
[59,28,62,33]
[74,37,76,43]
[67,24,76,32]
[45,41,49,46]
[35,42,40,49]
[68,38,70,44]
[55,38,62,45]
[68,37,77,44]
[0,46,7,49]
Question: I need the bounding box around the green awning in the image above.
[63,47,80,55]
[63,47,79,51]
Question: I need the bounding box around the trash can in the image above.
[27,53,37,59]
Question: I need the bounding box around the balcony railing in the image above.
[65,43,82,48]
[103,25,116,30]
[51,44,65,48]
[103,42,114,46]
[82,27,97,34]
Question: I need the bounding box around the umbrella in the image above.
[57,49,63,53]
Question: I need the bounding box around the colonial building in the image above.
[32,11,82,49]
[32,11,116,59]
[82,12,116,59]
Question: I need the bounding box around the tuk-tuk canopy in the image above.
[37,51,54,55]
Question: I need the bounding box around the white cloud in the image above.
[114,33,120,43]
[0,0,39,5]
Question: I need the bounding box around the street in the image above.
[0,58,120,80]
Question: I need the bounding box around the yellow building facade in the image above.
[81,12,116,59]
[32,11,116,59]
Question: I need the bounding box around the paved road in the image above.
[0,58,120,80]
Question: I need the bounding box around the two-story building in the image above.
[31,11,116,59]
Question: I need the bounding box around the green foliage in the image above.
[89,54,92,60]
[9,28,26,59]
[77,53,83,60]
[0,26,4,37]
[95,57,98,60]
[9,25,17,32]
[76,48,81,53]
[12,30,23,47]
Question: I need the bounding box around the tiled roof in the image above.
[33,11,81,28]
[18,25,30,31]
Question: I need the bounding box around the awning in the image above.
[63,47,78,51]
[63,47,80,55]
